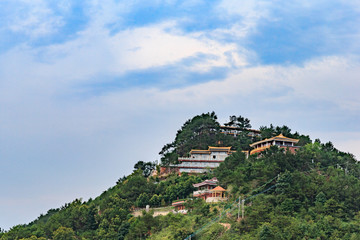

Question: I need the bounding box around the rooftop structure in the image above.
[220,125,261,137]
[193,177,218,199]
[250,134,300,155]
[172,200,187,213]
[193,177,218,188]
[209,186,227,202]
[175,147,235,174]
[193,178,227,203]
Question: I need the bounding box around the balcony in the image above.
[206,197,228,203]
[193,189,211,196]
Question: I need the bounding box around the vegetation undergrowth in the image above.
[1,112,359,240]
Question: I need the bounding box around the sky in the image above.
[1,0,360,230]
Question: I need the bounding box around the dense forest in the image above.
[1,112,359,240]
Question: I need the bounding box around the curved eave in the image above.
[250,135,299,147]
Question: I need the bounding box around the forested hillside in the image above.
[1,113,359,240]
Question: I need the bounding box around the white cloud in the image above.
[0,20,248,92]
[1,0,360,230]
[5,0,64,38]
[107,22,245,72]
[313,131,360,161]
[84,0,131,29]
[280,56,360,111]
[134,56,359,113]
[217,0,270,18]
[216,0,271,34]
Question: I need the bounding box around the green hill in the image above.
[1,113,359,240]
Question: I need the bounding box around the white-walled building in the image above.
[220,125,261,137]
[175,146,234,174]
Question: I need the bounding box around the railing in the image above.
[250,145,270,154]
[178,157,193,161]
[172,198,187,204]
[250,145,300,154]
[193,190,211,196]
[205,197,228,203]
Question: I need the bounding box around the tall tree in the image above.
[224,115,252,129]
[134,161,155,177]
[259,124,275,139]
[52,227,76,240]
[160,112,221,165]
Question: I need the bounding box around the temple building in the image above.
[220,125,261,137]
[193,177,218,200]
[172,200,187,213]
[249,134,300,155]
[175,146,235,174]
[193,177,227,203]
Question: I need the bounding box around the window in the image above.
[213,155,216,159]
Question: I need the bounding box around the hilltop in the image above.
[1,112,359,240]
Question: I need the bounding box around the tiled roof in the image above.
[211,186,226,192]
[220,126,261,133]
[250,134,299,147]
[190,146,232,155]
[193,177,218,188]
[208,146,231,151]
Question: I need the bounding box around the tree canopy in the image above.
[2,113,359,240]
[159,112,256,165]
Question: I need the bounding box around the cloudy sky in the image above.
[1,0,360,230]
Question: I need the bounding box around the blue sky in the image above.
[1,0,360,230]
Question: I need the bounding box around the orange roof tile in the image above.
[250,134,299,147]
[190,146,232,155]
[208,146,231,152]
[210,186,226,192]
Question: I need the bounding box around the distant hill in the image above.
[1,113,359,240]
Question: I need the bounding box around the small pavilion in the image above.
[210,186,226,198]
[206,186,227,203]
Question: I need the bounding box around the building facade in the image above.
[193,177,227,203]
[172,200,187,213]
[193,177,218,200]
[175,146,234,174]
[250,134,300,155]
[220,125,261,137]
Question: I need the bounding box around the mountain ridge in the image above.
[1,113,359,240]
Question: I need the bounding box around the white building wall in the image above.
[178,161,220,168]
[178,150,231,173]
[180,168,204,173]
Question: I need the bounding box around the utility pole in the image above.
[241,199,245,219]
[345,161,349,175]
[238,197,241,219]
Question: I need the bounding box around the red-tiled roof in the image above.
[172,200,185,206]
